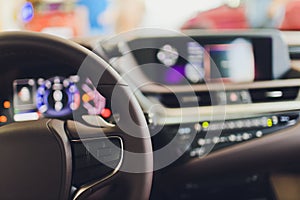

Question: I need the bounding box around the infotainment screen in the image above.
[128,35,274,85]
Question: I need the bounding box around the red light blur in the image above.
[101,108,112,119]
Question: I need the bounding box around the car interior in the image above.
[1,0,300,200]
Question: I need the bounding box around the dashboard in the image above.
[2,30,300,200]
[94,29,300,200]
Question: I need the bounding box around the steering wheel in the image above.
[0,32,153,200]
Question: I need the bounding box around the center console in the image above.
[96,29,300,200]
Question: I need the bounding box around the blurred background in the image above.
[0,0,299,38]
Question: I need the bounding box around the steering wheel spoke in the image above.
[0,119,72,200]
[65,120,123,199]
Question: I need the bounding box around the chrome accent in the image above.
[82,115,115,128]
[266,91,283,98]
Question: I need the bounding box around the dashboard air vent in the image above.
[249,87,299,103]
[147,92,212,108]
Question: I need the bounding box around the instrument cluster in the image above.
[0,75,112,126]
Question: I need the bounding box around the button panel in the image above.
[188,113,299,157]
[152,113,300,162]
[71,137,122,187]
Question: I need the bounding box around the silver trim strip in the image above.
[82,115,115,128]
[145,100,300,125]
[136,81,300,125]
[139,79,300,93]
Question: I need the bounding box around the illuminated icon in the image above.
[228,134,237,142]
[213,137,220,144]
[267,119,273,127]
[178,127,191,135]
[185,64,203,83]
[70,102,78,111]
[69,75,80,83]
[3,101,10,109]
[53,90,63,102]
[71,93,80,111]
[256,131,263,138]
[236,120,244,128]
[52,83,63,91]
[197,139,206,146]
[55,102,63,112]
[54,77,60,84]
[101,108,112,119]
[37,87,45,95]
[272,116,278,125]
[18,87,31,102]
[13,79,37,120]
[194,123,202,132]
[63,79,70,88]
[14,112,39,122]
[219,137,227,143]
[37,78,44,85]
[236,134,243,141]
[229,92,238,102]
[188,42,204,55]
[242,133,250,140]
[39,105,48,113]
[69,85,77,93]
[82,93,90,103]
[45,80,52,89]
[202,121,209,129]
[0,115,7,123]
[157,44,179,67]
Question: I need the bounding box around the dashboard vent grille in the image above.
[249,87,299,103]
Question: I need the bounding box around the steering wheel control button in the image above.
[71,137,123,187]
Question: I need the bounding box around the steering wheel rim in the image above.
[0,31,153,200]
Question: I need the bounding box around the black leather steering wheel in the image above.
[0,31,153,200]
